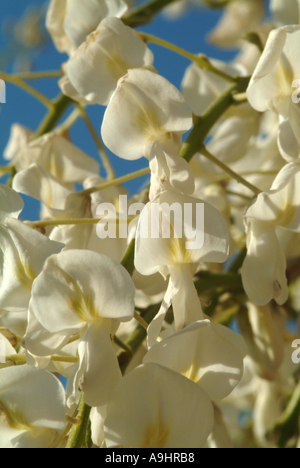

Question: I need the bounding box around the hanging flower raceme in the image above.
[0,184,64,315]
[0,365,66,448]
[242,161,300,306]
[66,17,154,106]
[101,68,195,200]
[23,249,135,408]
[134,190,229,346]
[104,363,215,448]
[46,0,128,54]
[247,25,300,160]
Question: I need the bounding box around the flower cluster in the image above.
[1,0,300,449]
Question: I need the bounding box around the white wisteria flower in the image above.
[5,129,99,187]
[208,0,265,48]
[104,363,214,448]
[46,0,128,54]
[66,17,154,106]
[242,161,300,306]
[101,68,195,200]
[23,250,135,408]
[135,190,229,345]
[247,25,300,161]
[0,184,64,315]
[143,320,247,401]
[0,365,66,448]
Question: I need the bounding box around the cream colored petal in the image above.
[104,363,214,448]
[66,17,154,106]
[0,185,24,224]
[144,320,247,401]
[101,69,192,160]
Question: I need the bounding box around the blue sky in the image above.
[0,0,247,220]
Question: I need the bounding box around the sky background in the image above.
[0,0,269,221]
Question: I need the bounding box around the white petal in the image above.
[104,363,214,448]
[144,320,247,401]
[101,68,192,160]
[46,0,72,54]
[0,366,66,442]
[64,0,128,49]
[66,17,154,106]
[149,140,195,201]
[31,250,135,334]
[0,219,64,313]
[134,191,229,276]
[0,185,24,224]
[68,323,122,408]
[12,164,71,213]
[242,222,288,306]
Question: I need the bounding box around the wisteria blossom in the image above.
[2,0,300,450]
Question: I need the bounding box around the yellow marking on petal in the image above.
[182,360,199,383]
[168,235,193,265]
[141,414,170,448]
[135,109,164,142]
[48,258,101,324]
[0,401,33,432]
[15,252,36,291]
[106,55,129,82]
[276,204,297,228]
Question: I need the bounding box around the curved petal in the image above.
[242,222,288,306]
[64,0,128,49]
[0,185,24,224]
[104,363,214,448]
[101,68,192,160]
[144,320,247,401]
[66,17,154,106]
[67,323,122,408]
[31,250,135,334]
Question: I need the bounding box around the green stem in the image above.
[66,393,91,449]
[14,70,63,80]
[194,271,244,295]
[121,238,136,277]
[139,32,235,83]
[0,71,53,108]
[200,146,261,196]
[79,167,150,197]
[77,105,115,180]
[123,0,181,27]
[33,94,74,139]
[180,76,251,163]
[118,303,160,374]
[267,380,300,448]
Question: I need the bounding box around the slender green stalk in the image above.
[180,76,251,163]
[33,94,74,139]
[13,70,63,80]
[139,32,235,83]
[80,167,150,197]
[200,146,262,196]
[267,380,300,448]
[77,105,115,180]
[121,238,136,277]
[66,393,91,449]
[123,0,182,27]
[0,71,53,108]
[25,217,135,229]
